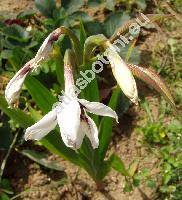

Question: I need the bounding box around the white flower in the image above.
[5,28,62,106]
[105,42,139,104]
[24,50,118,150]
[24,95,118,150]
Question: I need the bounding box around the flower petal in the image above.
[74,123,86,149]
[78,99,118,122]
[105,43,139,104]
[5,59,34,106]
[80,113,99,149]
[24,109,57,141]
[57,98,81,149]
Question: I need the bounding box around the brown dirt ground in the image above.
[1,0,181,200]
[0,0,34,18]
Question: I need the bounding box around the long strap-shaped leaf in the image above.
[98,87,120,161]
[110,14,173,43]
[127,63,176,110]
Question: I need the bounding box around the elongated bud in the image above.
[127,63,176,110]
[5,28,62,107]
[5,59,34,107]
[105,41,139,104]
[63,49,76,97]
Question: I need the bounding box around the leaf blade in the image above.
[20,149,64,171]
[98,87,120,161]
[109,154,129,176]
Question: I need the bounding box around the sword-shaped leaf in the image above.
[127,63,176,110]
[20,149,64,171]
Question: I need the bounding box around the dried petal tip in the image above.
[49,28,62,43]
[33,28,63,67]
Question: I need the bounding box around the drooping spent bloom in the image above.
[104,41,139,104]
[24,49,118,150]
[5,28,62,107]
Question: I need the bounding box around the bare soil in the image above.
[0,0,34,18]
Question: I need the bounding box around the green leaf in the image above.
[108,154,129,176]
[163,173,171,185]
[3,25,30,43]
[28,106,42,121]
[105,0,115,11]
[79,20,87,49]
[61,0,84,15]
[87,0,102,7]
[98,87,120,160]
[0,179,12,192]
[35,0,56,18]
[136,0,147,10]
[94,160,111,181]
[41,132,81,166]
[0,193,10,200]
[116,91,130,118]
[128,159,139,177]
[0,50,13,59]
[17,10,36,19]
[79,63,100,104]
[0,123,12,150]
[133,176,141,187]
[55,58,64,87]
[25,76,57,113]
[103,12,130,37]
[123,180,133,192]
[20,149,64,171]
[146,179,156,188]
[67,11,92,26]
[84,21,103,35]
[78,64,100,165]
[0,95,34,128]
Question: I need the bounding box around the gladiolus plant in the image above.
[4,15,175,188]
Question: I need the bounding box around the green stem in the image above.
[83,34,107,63]
[60,26,82,66]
